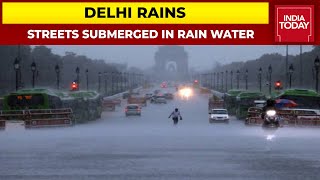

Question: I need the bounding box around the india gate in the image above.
[154,45,189,81]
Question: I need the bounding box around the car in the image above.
[209,109,229,123]
[145,93,153,100]
[125,104,141,116]
[122,93,130,99]
[164,93,174,100]
[151,97,167,104]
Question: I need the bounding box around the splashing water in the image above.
[266,134,275,141]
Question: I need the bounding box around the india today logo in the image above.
[275,5,314,42]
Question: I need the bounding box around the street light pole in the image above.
[210,73,213,89]
[111,72,114,95]
[245,69,248,90]
[129,73,132,90]
[14,57,20,91]
[55,64,60,89]
[217,72,220,90]
[230,70,233,90]
[213,72,216,89]
[236,70,240,89]
[314,56,320,92]
[86,69,89,91]
[258,67,262,92]
[76,67,80,90]
[225,70,228,92]
[131,73,134,89]
[221,72,224,91]
[104,71,107,94]
[126,72,129,90]
[98,72,101,92]
[116,72,120,93]
[31,61,36,88]
[289,64,294,88]
[123,72,126,90]
[268,64,272,95]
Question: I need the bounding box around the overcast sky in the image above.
[47,45,313,71]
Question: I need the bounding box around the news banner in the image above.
[0,0,319,45]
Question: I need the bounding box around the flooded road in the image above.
[1,89,320,180]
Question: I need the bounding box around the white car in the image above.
[209,109,229,123]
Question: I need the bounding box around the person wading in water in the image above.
[168,108,183,125]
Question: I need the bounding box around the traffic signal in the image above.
[275,80,282,90]
[71,81,78,91]
[194,80,198,83]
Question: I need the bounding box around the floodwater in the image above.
[1,88,320,180]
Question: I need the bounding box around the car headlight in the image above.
[211,115,215,119]
[266,110,276,116]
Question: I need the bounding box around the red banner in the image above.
[0,0,319,45]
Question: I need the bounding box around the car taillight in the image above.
[125,108,128,112]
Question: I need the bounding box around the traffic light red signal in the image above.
[71,82,78,90]
[275,81,282,90]
[194,80,198,83]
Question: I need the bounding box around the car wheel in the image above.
[209,119,213,124]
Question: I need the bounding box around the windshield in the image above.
[212,110,227,114]
[127,105,139,109]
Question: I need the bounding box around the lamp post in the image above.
[86,69,89,91]
[314,56,320,92]
[268,64,272,95]
[14,57,20,91]
[116,72,120,93]
[289,64,294,88]
[221,72,224,91]
[258,67,262,92]
[225,70,228,92]
[55,64,60,89]
[119,72,124,92]
[230,70,233,89]
[125,72,129,90]
[236,70,240,89]
[31,61,36,88]
[120,72,125,92]
[130,73,134,89]
[104,71,107,94]
[76,67,80,90]
[123,72,126,90]
[111,72,114,95]
[128,73,131,90]
[139,74,142,87]
[210,73,213,89]
[123,72,126,91]
[217,72,220,90]
[245,69,248,90]
[213,72,216,89]
[98,72,101,92]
